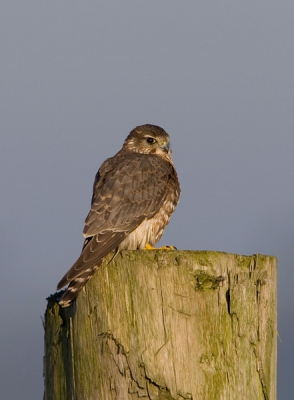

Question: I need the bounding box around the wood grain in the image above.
[44,250,277,400]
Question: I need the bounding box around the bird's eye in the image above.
[146,137,156,144]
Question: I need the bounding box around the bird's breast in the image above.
[119,197,177,250]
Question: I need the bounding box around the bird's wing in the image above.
[84,152,173,235]
[57,152,174,290]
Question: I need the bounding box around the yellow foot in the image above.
[144,243,155,250]
[144,244,177,250]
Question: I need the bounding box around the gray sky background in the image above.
[1,1,293,398]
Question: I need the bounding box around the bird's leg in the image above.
[144,243,177,250]
[144,243,155,250]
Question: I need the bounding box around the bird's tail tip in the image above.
[46,289,76,308]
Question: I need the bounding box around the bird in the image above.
[57,124,181,307]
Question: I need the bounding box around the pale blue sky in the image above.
[1,1,294,398]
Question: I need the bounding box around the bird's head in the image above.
[123,124,172,161]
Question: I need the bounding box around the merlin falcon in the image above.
[57,124,180,307]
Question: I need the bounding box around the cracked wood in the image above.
[44,250,277,400]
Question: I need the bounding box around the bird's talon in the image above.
[158,245,177,250]
[144,244,177,250]
[167,245,177,250]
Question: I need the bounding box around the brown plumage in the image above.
[57,124,180,307]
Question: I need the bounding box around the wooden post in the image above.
[44,250,277,400]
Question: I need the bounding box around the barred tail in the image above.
[58,264,100,308]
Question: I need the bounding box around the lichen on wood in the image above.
[44,250,277,400]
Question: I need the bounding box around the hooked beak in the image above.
[160,142,170,153]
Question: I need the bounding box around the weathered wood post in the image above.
[44,250,277,400]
